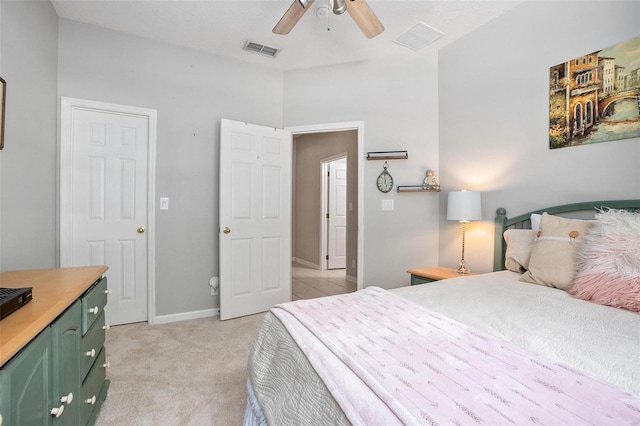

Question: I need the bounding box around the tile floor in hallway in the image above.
[292,262,357,300]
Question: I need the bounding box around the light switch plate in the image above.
[160,197,169,210]
[382,199,394,211]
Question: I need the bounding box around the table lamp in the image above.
[447,190,482,274]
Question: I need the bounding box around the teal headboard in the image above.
[493,199,640,272]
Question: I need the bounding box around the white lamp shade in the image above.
[447,190,482,221]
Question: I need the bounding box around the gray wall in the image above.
[284,54,442,289]
[293,130,358,279]
[438,1,640,274]
[2,1,638,318]
[0,0,58,271]
[56,20,284,316]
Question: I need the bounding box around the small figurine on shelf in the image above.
[422,169,440,190]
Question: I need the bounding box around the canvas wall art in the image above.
[549,35,640,149]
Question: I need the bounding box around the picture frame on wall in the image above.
[549,35,640,149]
[0,77,5,150]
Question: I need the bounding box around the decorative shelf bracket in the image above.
[366,150,408,160]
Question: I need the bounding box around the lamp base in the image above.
[456,260,470,274]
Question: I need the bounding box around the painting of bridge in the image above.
[549,35,640,149]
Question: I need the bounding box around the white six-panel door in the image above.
[60,97,156,326]
[328,157,347,269]
[219,119,292,320]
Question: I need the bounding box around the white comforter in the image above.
[392,270,640,395]
[246,271,640,426]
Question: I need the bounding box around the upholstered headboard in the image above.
[493,199,640,272]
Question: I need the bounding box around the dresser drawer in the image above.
[411,275,436,285]
[82,277,108,335]
[82,311,105,380]
[82,348,106,425]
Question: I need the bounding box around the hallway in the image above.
[291,263,357,301]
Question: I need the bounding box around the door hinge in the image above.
[326,213,330,219]
[326,255,329,260]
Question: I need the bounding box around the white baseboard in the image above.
[152,307,219,324]
[292,257,320,270]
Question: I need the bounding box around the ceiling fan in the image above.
[273,0,384,39]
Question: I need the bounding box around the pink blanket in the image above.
[271,287,640,425]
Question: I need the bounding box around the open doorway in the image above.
[288,121,363,293]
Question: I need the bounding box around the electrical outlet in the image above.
[160,197,169,210]
[382,199,394,211]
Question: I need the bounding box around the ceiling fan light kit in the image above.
[315,4,330,19]
[273,0,384,39]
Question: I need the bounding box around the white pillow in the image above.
[503,229,537,273]
[530,213,541,231]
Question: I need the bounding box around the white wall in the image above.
[0,0,59,271]
[438,1,640,273]
[284,54,440,289]
[57,20,284,316]
[3,0,638,317]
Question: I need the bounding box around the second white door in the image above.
[327,157,347,269]
[219,119,292,320]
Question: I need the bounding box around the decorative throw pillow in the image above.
[520,213,594,290]
[569,208,640,312]
[503,229,537,273]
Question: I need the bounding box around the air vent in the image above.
[243,41,280,58]
[394,22,444,51]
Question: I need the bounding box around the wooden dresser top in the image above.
[0,266,108,367]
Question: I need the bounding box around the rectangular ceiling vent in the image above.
[243,41,280,58]
[394,22,444,52]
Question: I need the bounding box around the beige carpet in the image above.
[95,313,266,426]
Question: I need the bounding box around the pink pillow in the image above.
[569,208,640,312]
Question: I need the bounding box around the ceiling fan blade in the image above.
[345,0,384,39]
[273,0,315,35]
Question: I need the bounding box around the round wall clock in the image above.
[376,162,393,193]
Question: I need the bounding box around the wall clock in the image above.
[376,162,393,193]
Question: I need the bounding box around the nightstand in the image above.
[407,266,477,285]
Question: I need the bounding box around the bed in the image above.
[244,200,640,425]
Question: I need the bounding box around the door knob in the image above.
[137,226,145,234]
[222,227,231,234]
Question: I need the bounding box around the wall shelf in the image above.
[397,185,440,193]
[366,150,408,160]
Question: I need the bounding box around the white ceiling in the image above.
[51,0,522,71]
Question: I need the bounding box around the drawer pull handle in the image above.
[103,324,111,330]
[103,361,111,368]
[50,405,65,417]
[105,289,112,295]
[85,396,97,406]
[60,392,74,404]
[88,306,99,315]
[85,349,96,358]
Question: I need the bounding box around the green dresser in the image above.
[0,267,109,426]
